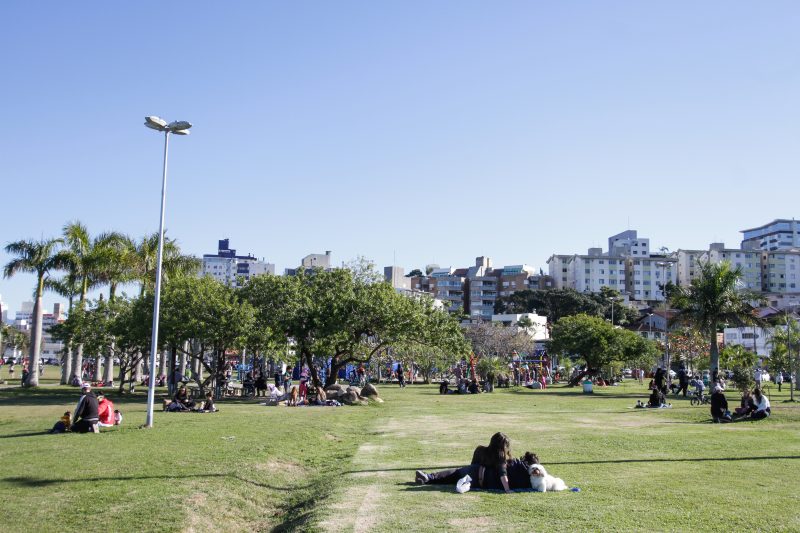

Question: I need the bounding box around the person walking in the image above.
[775,370,783,392]
[677,366,689,397]
[396,362,405,388]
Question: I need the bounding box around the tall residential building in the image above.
[741,219,800,251]
[625,255,676,302]
[384,266,410,290]
[430,267,467,315]
[202,239,275,288]
[707,244,762,291]
[761,249,800,294]
[676,249,708,287]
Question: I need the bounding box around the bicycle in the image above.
[689,390,710,406]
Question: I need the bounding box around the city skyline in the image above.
[3,2,800,313]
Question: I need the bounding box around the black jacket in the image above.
[76,392,99,421]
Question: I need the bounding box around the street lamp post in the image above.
[656,261,673,373]
[143,116,191,429]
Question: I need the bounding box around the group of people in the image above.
[165,385,216,412]
[439,378,483,395]
[49,383,123,434]
[710,386,771,423]
[414,432,558,493]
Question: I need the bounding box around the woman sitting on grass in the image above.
[734,389,757,417]
[710,385,731,423]
[750,387,771,420]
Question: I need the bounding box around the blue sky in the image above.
[2,1,800,314]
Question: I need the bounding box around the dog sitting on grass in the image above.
[528,464,568,492]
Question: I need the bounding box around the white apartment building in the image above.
[723,325,774,359]
[202,239,275,288]
[547,254,574,290]
[301,251,332,269]
[676,249,707,287]
[572,250,628,293]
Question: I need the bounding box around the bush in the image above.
[730,366,754,392]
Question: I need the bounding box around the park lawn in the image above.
[0,380,798,532]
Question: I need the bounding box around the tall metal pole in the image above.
[145,130,170,428]
[610,298,615,326]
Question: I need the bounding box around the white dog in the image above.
[528,464,568,492]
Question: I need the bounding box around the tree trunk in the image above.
[134,358,143,383]
[709,330,720,373]
[94,353,103,381]
[61,343,73,385]
[158,349,167,378]
[567,368,595,387]
[72,344,84,384]
[104,343,115,384]
[25,293,44,387]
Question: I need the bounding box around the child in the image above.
[113,409,123,426]
[202,392,217,412]
[49,411,72,434]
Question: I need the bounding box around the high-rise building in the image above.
[741,219,800,251]
[202,239,275,288]
[384,266,410,290]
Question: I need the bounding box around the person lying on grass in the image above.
[415,450,540,493]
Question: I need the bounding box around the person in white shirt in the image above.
[751,387,771,420]
[754,368,763,388]
[775,370,784,392]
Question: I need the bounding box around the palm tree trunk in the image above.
[709,330,720,373]
[104,343,115,384]
[158,349,167,378]
[72,344,84,384]
[61,342,73,385]
[94,354,103,381]
[25,290,44,387]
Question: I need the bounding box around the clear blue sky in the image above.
[2,1,799,314]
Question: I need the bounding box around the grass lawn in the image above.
[1,369,799,532]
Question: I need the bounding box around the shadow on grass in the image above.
[1,473,306,492]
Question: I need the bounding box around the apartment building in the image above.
[761,249,800,294]
[429,267,468,314]
[625,255,677,302]
[384,266,410,290]
[202,239,275,287]
[675,249,707,287]
[707,244,761,291]
[741,219,800,251]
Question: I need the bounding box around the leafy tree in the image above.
[3,237,66,386]
[406,269,423,278]
[160,276,255,396]
[243,269,469,387]
[494,288,638,325]
[768,319,800,401]
[720,344,757,392]
[670,261,760,374]
[550,314,658,386]
[669,328,708,374]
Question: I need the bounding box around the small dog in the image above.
[287,385,299,406]
[528,464,568,492]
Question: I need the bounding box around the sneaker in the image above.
[415,470,429,484]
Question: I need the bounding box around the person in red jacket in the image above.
[96,393,115,427]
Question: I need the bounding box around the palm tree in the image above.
[3,238,65,386]
[670,261,759,374]
[44,274,82,384]
[768,317,800,402]
[130,232,200,296]
[91,231,135,383]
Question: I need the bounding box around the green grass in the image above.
[1,371,799,532]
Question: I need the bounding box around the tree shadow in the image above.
[1,473,306,492]
[546,455,800,466]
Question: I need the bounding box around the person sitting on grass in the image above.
[710,385,731,423]
[174,385,196,410]
[734,389,756,417]
[48,411,72,434]
[468,379,481,394]
[71,383,100,433]
[113,409,123,425]
[201,392,217,412]
[439,379,450,395]
[750,387,771,420]
[647,387,665,408]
